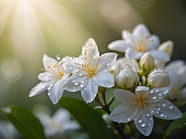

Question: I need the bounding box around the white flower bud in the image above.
[147,69,170,87]
[158,40,173,57]
[140,52,155,72]
[115,65,139,89]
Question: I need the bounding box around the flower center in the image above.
[48,63,64,80]
[135,97,147,111]
[82,63,97,78]
[137,35,152,52]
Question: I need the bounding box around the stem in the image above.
[95,91,127,139]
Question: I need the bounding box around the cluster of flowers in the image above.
[29,24,186,136]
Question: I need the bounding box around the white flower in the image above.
[108,24,169,62]
[0,121,20,139]
[63,38,117,103]
[115,64,139,89]
[147,69,170,88]
[109,86,182,136]
[165,60,186,105]
[29,55,70,105]
[36,108,80,138]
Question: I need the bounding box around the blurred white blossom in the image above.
[108,24,169,62]
[36,108,80,138]
[165,60,186,105]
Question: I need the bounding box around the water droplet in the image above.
[93,56,96,59]
[140,123,146,128]
[85,42,90,46]
[75,69,79,73]
[47,87,51,90]
[107,63,110,66]
[155,89,159,93]
[146,113,150,117]
[108,58,112,61]
[72,80,75,83]
[80,84,84,88]
[138,119,142,123]
[73,89,76,92]
[69,67,72,70]
[151,96,156,99]
[159,113,164,118]
[79,73,83,76]
[81,81,85,84]
[48,92,50,96]
[79,55,82,59]
[56,55,60,60]
[158,93,162,96]
[74,82,79,86]
[162,103,166,107]
[127,117,131,121]
[169,105,173,109]
[3,108,12,113]
[164,115,167,118]
[156,107,161,111]
[69,57,73,60]
[149,117,153,120]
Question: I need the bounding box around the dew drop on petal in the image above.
[158,93,162,96]
[75,69,79,73]
[155,89,159,93]
[79,73,83,76]
[69,57,73,60]
[138,119,142,123]
[159,113,164,118]
[107,63,110,66]
[140,123,146,128]
[164,115,167,118]
[146,113,150,117]
[74,82,79,86]
[81,81,85,84]
[127,116,131,122]
[47,87,51,91]
[72,80,75,83]
[73,89,76,92]
[108,58,112,61]
[48,92,50,96]
[151,96,156,99]
[93,56,96,59]
[162,103,166,107]
[69,67,72,70]
[169,105,173,109]
[56,55,60,60]
[149,117,153,120]
[80,84,84,88]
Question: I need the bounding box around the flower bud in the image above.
[115,65,139,89]
[140,52,155,73]
[158,40,173,57]
[147,69,170,88]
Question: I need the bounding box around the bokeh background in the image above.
[0,0,186,138]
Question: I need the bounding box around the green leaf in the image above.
[58,96,113,139]
[2,106,47,139]
[163,112,186,139]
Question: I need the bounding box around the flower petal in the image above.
[132,24,150,37]
[135,86,149,98]
[48,75,68,104]
[150,50,170,62]
[122,31,138,46]
[93,70,114,88]
[38,72,54,82]
[126,48,143,60]
[147,86,171,103]
[147,35,160,50]
[29,81,53,97]
[43,55,57,71]
[96,53,117,72]
[153,99,182,120]
[108,40,132,52]
[53,109,71,124]
[82,38,100,63]
[109,104,135,123]
[114,89,137,106]
[81,78,98,103]
[134,110,154,136]
[63,75,87,92]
